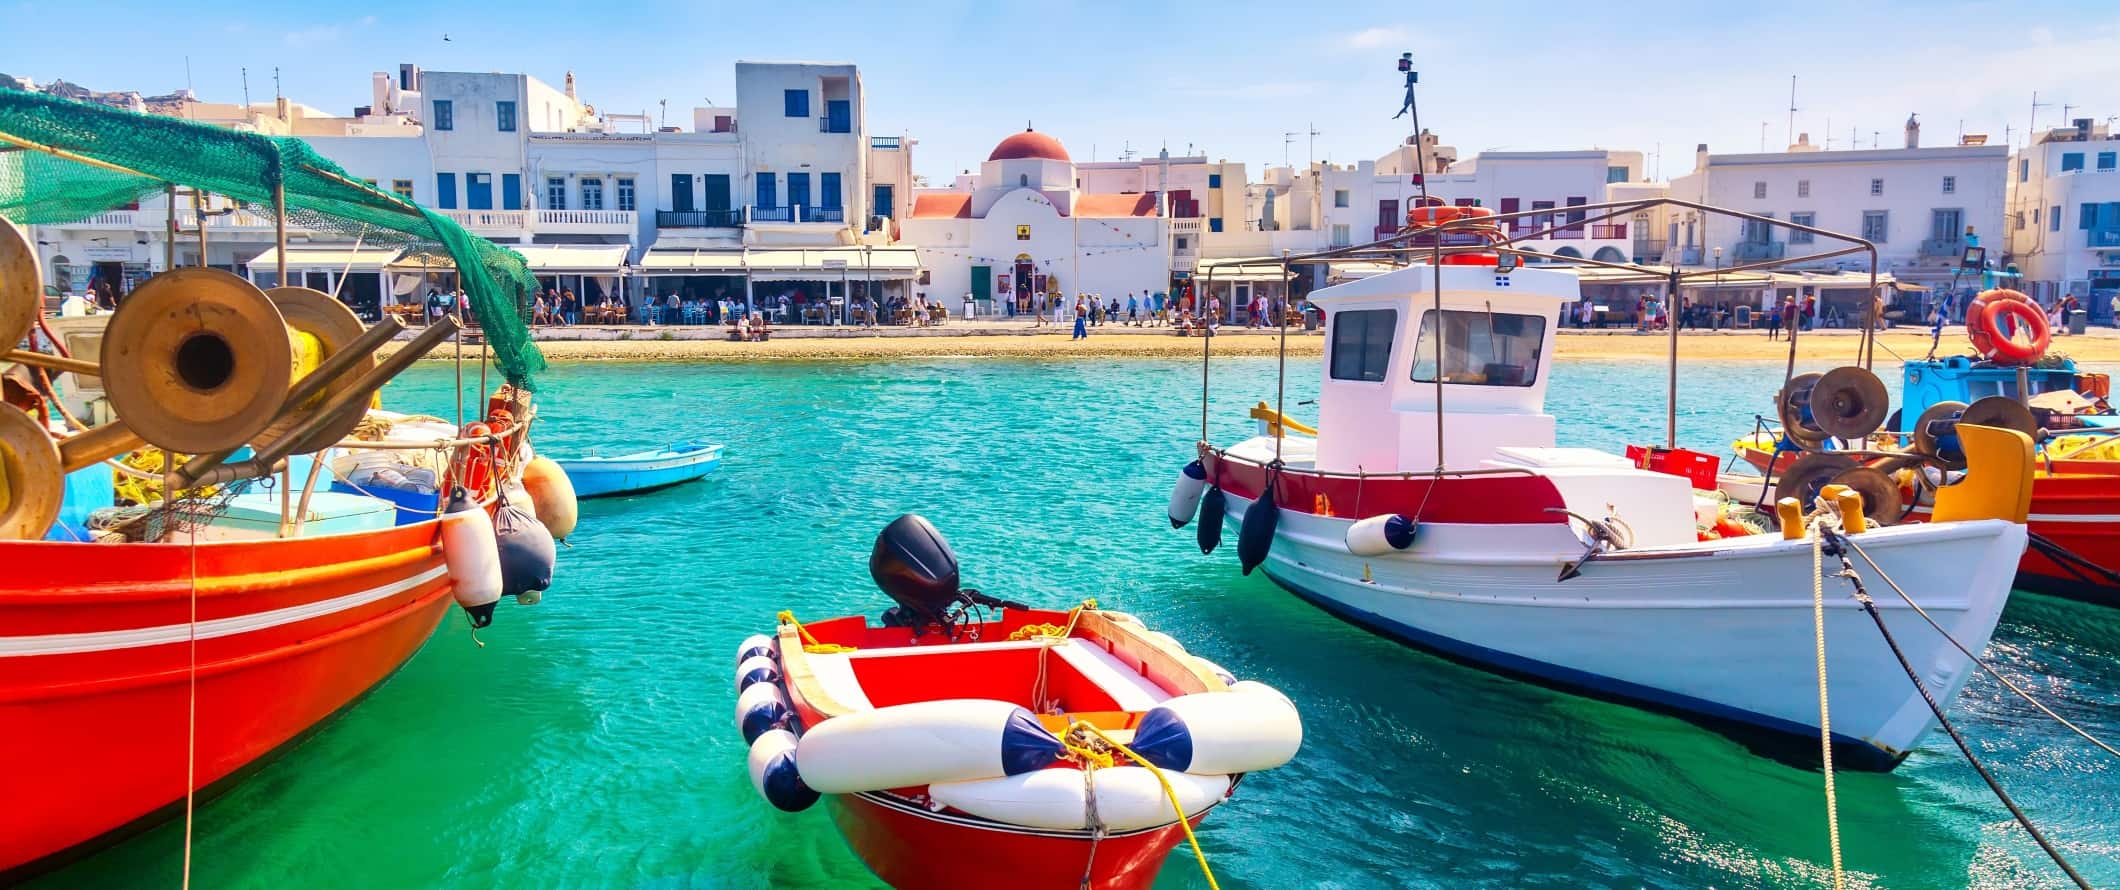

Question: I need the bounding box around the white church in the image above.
[902,128,1170,315]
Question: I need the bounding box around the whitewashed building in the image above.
[2004,117,2120,320]
[901,129,1167,314]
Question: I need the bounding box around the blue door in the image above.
[873,184,894,221]
[671,174,695,213]
[786,172,811,217]
[820,173,842,210]
[756,173,776,211]
[501,173,522,210]
[436,173,458,209]
[467,173,493,210]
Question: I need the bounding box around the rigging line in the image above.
[1841,536,2120,760]
[1404,61,1446,477]
[179,467,199,890]
[1273,254,1290,465]
[1824,531,2091,889]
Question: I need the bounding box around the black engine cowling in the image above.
[870,514,961,630]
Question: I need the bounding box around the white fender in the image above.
[440,507,502,612]
[1127,683,1303,776]
[735,681,792,738]
[1103,611,1144,627]
[928,767,1230,832]
[735,633,776,665]
[1184,655,1238,687]
[1344,514,1417,557]
[1167,460,1209,528]
[747,728,816,812]
[736,654,781,692]
[1143,631,1186,654]
[794,699,1063,794]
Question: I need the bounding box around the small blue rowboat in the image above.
[555,441,723,499]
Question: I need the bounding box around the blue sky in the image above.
[4,1,2117,182]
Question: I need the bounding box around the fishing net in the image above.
[0,88,544,387]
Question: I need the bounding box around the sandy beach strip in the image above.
[389,322,2120,364]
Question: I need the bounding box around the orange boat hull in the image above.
[0,521,456,879]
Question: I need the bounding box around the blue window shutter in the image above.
[436,173,457,209]
[502,173,522,210]
[820,172,842,209]
[757,173,776,209]
[784,90,808,118]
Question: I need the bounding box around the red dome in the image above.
[988,129,1071,162]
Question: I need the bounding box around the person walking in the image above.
[1072,296,1089,340]
[1767,299,1783,341]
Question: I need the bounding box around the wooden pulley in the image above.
[1910,400,1969,471]
[0,406,63,540]
[0,219,40,350]
[260,286,373,454]
[100,268,293,455]
[1773,452,1858,509]
[1828,466,1903,528]
[1776,373,1829,449]
[1808,366,1890,441]
[1960,395,2040,441]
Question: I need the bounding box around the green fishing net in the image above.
[0,88,544,388]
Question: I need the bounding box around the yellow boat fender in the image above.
[520,456,578,541]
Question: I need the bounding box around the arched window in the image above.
[1019,174,1029,187]
[1592,246,1627,263]
[1554,246,1584,259]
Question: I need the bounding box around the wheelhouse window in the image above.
[1328,308,1397,382]
[1410,309,1545,387]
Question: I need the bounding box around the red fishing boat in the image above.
[0,523,454,878]
[733,516,1303,889]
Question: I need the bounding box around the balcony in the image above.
[438,209,530,235]
[2090,228,2120,248]
[657,210,742,229]
[808,207,846,223]
[1591,223,1627,239]
[1632,239,1668,263]
[1734,241,1785,261]
[750,205,794,223]
[1375,225,1399,240]
[744,205,846,225]
[68,210,140,228]
[1919,237,1966,258]
[535,208,636,235]
[1681,246,1705,265]
[1548,226,1585,240]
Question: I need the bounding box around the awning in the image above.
[1326,261,1399,281]
[1196,256,1296,283]
[637,247,921,280]
[249,245,398,271]
[510,244,629,274]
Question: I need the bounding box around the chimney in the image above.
[2076,118,2093,141]
[1695,143,1709,171]
[564,71,577,102]
[1904,113,1919,149]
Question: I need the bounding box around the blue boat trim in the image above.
[1262,567,1908,771]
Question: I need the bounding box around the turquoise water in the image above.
[40,355,2120,889]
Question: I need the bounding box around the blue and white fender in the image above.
[794,699,1064,794]
[747,728,818,812]
[1127,682,1303,775]
[735,681,791,744]
[735,654,781,693]
[1167,460,1209,528]
[927,767,1230,832]
[439,487,502,628]
[1344,514,1417,557]
[735,633,776,665]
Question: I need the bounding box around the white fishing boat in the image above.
[1174,254,2037,769]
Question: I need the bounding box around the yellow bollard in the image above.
[1778,497,1805,540]
[1836,488,1868,534]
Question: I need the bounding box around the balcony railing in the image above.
[1548,225,1585,240]
[1590,223,1627,239]
[1735,241,1786,261]
[1632,239,1668,262]
[657,210,742,228]
[74,210,140,228]
[1919,237,1967,258]
[438,209,530,231]
[818,118,852,134]
[749,205,794,223]
[2090,228,2120,248]
[1681,246,1705,265]
[810,207,847,223]
[1375,225,1399,240]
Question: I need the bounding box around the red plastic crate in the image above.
[1625,445,1719,491]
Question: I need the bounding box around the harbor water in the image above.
[40,356,2120,889]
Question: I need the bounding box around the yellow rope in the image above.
[1809,516,1847,890]
[774,609,857,654]
[1064,720,1220,890]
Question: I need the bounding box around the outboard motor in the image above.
[870,514,1025,638]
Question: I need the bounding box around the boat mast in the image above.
[1399,52,1445,472]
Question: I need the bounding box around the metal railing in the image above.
[656,210,742,228]
[1919,237,1966,257]
[749,205,794,223]
[1735,241,1786,261]
[1590,223,1628,239]
[807,207,846,223]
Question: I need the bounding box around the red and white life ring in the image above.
[1966,288,2050,365]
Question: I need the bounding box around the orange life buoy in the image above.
[1965,289,2028,355]
[1973,296,2051,365]
[1405,204,1504,265]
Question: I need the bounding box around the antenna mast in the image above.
[1787,75,1798,148]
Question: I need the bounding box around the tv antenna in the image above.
[1786,75,1798,148]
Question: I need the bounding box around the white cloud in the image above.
[1344,26,1409,49]
[282,15,375,48]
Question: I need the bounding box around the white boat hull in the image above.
[1218,491,2023,767]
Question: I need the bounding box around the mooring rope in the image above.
[1819,527,2092,888]
[1807,518,1847,890]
